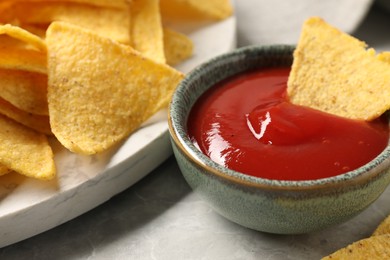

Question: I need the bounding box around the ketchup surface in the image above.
[188,68,389,181]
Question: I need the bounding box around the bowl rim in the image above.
[168,44,390,191]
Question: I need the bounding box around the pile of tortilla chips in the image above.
[0,0,233,180]
[322,214,390,259]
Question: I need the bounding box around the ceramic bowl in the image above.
[168,45,390,234]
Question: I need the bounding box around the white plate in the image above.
[0,15,236,247]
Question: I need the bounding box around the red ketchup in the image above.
[188,68,389,181]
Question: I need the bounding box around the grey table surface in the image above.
[2,3,390,260]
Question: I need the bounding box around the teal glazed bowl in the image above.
[168,45,390,234]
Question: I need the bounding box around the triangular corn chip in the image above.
[46,22,184,154]
[0,45,47,73]
[164,28,193,66]
[1,1,131,44]
[0,164,12,176]
[373,215,390,236]
[0,114,55,180]
[160,0,233,20]
[322,234,390,260]
[130,0,165,63]
[0,24,46,52]
[0,98,51,135]
[377,52,390,63]
[0,69,48,115]
[0,0,127,9]
[287,17,390,120]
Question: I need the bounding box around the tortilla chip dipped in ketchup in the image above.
[188,68,388,181]
[188,17,390,181]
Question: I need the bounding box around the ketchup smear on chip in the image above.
[188,67,389,181]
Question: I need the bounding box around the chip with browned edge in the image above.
[287,17,390,121]
[46,21,184,155]
[0,114,55,180]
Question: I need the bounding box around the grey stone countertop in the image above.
[2,3,390,260]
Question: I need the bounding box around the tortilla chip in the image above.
[0,98,51,135]
[0,34,28,50]
[322,234,390,260]
[0,24,46,52]
[377,52,390,64]
[1,0,127,9]
[0,44,47,73]
[19,24,48,39]
[46,22,184,154]
[0,2,13,20]
[0,164,12,176]
[0,69,48,115]
[373,215,390,236]
[0,114,55,180]
[130,0,165,63]
[287,17,390,121]
[0,1,131,44]
[160,0,233,20]
[164,28,193,66]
